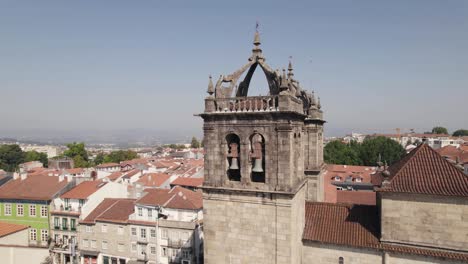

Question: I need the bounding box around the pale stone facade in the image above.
[302,243,381,264]
[381,193,468,251]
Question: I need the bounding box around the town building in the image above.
[50,180,128,264]
[79,198,136,264]
[0,174,75,247]
[49,157,75,170]
[323,164,377,205]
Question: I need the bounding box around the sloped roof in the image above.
[96,163,120,168]
[171,177,204,188]
[303,202,380,248]
[137,173,171,187]
[0,221,29,237]
[81,198,135,224]
[379,144,468,196]
[136,186,202,210]
[336,190,376,206]
[61,181,106,199]
[106,171,123,181]
[0,175,69,201]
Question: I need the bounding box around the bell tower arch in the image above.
[200,30,325,264]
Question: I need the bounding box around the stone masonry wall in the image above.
[381,193,468,251]
[302,242,382,264]
[386,252,466,264]
[203,186,305,264]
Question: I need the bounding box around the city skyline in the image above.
[1,0,467,139]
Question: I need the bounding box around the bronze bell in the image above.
[230,157,239,170]
[252,158,263,172]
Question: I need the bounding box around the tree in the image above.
[191,137,201,148]
[24,150,48,167]
[359,136,405,166]
[103,150,138,163]
[324,140,361,165]
[93,152,105,165]
[0,144,25,172]
[64,142,89,168]
[452,129,468,137]
[431,126,448,135]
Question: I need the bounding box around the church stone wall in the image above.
[386,252,466,264]
[381,193,468,251]
[302,242,382,264]
[203,186,305,264]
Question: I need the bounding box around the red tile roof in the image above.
[171,177,204,188]
[137,173,171,187]
[336,190,376,205]
[0,221,29,237]
[379,144,468,197]
[64,168,85,175]
[136,186,202,210]
[96,163,120,168]
[303,202,380,248]
[81,198,135,224]
[0,175,69,201]
[106,171,123,181]
[303,202,468,261]
[61,181,106,199]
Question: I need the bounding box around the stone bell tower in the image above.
[200,31,325,264]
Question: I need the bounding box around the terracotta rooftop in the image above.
[303,202,380,248]
[303,202,468,261]
[106,171,123,181]
[379,144,468,197]
[0,174,69,201]
[137,186,202,210]
[64,168,85,175]
[171,177,204,188]
[137,173,171,187]
[96,163,120,168]
[0,221,29,238]
[122,169,140,178]
[336,190,376,205]
[61,181,106,199]
[81,198,135,224]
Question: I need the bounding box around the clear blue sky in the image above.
[1,0,467,139]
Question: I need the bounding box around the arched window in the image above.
[226,134,241,181]
[250,133,265,183]
[339,257,344,264]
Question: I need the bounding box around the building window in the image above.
[70,219,76,230]
[182,249,190,259]
[86,225,92,233]
[118,226,124,235]
[91,240,97,248]
[41,229,48,241]
[29,204,36,216]
[161,228,168,239]
[54,217,60,229]
[161,247,167,257]
[40,205,48,217]
[226,133,241,181]
[83,239,89,248]
[131,243,137,252]
[79,199,85,207]
[150,228,156,238]
[118,243,124,252]
[30,229,37,241]
[102,240,108,250]
[62,218,68,230]
[339,257,344,264]
[17,204,24,216]
[131,227,137,236]
[4,203,12,216]
[102,224,107,233]
[182,231,189,241]
[147,208,152,218]
[250,133,265,183]
[138,207,143,217]
[150,246,156,255]
[140,228,146,238]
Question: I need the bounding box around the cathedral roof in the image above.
[378,143,468,197]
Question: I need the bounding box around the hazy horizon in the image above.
[1,1,467,142]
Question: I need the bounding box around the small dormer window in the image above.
[355,177,362,183]
[333,176,341,181]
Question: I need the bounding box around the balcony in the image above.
[167,239,187,248]
[137,236,148,243]
[204,95,305,115]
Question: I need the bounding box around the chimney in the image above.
[20,172,28,181]
[59,175,65,182]
[13,172,20,180]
